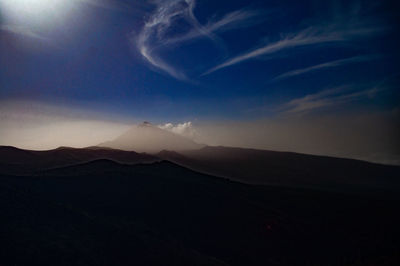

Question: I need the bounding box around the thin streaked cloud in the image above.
[273,54,381,81]
[203,23,383,75]
[133,0,264,80]
[203,2,386,76]
[279,85,384,114]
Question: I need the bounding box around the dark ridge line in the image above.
[197,145,400,167]
[28,158,244,187]
[2,157,399,199]
[1,144,399,167]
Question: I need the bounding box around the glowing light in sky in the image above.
[0,0,73,26]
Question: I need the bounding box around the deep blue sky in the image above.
[0,0,399,123]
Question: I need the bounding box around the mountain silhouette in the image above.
[158,146,400,191]
[0,145,158,175]
[1,144,399,192]
[99,122,204,153]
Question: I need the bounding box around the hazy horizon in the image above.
[0,100,398,165]
[1,0,399,164]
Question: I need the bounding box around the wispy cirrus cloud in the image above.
[158,8,265,48]
[279,85,384,114]
[203,16,384,75]
[273,54,381,81]
[133,0,264,80]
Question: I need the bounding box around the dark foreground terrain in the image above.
[1,147,400,265]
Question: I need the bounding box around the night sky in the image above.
[0,0,399,163]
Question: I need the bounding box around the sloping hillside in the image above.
[1,159,399,265]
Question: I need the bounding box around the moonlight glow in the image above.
[0,0,73,26]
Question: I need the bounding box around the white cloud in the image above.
[158,8,264,48]
[279,84,384,114]
[203,14,384,75]
[133,0,263,80]
[158,121,196,138]
[273,54,381,81]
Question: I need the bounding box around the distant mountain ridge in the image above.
[98,122,204,153]
[157,146,400,191]
[0,146,159,175]
[1,144,399,192]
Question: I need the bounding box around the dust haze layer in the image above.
[98,122,204,153]
[0,101,399,165]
